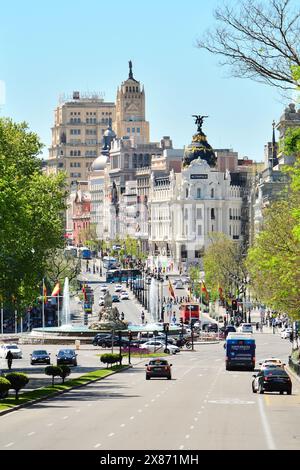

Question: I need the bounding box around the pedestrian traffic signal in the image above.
[232,299,238,311]
[180,317,183,325]
[163,322,169,332]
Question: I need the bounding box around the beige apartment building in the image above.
[47,92,115,187]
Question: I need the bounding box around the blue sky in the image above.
[0,0,286,160]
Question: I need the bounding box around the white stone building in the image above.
[148,157,242,266]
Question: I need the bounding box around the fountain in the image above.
[149,278,158,323]
[61,277,71,326]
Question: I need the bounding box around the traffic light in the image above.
[232,299,238,311]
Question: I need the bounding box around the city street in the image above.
[1,332,299,450]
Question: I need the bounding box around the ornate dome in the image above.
[91,154,107,171]
[183,116,217,168]
[104,128,116,138]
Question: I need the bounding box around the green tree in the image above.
[0,376,10,398]
[59,365,71,384]
[197,0,300,90]
[0,118,67,309]
[45,249,81,291]
[203,233,247,299]
[45,366,62,386]
[5,372,29,400]
[246,197,300,319]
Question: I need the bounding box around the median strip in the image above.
[0,365,129,415]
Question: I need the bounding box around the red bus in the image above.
[179,303,200,323]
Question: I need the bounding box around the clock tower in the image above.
[115,61,150,144]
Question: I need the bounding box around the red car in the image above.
[145,358,172,380]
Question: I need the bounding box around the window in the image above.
[211,188,214,198]
[137,128,140,133]
[196,188,201,199]
[197,225,202,236]
[127,128,130,133]
[211,208,215,220]
[132,128,135,133]
[196,208,202,219]
[186,187,189,198]
[229,208,232,220]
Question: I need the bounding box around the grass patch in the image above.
[96,352,168,359]
[0,365,126,412]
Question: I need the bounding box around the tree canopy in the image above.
[0,118,67,308]
[197,0,300,90]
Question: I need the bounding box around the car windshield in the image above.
[7,345,18,349]
[33,350,47,355]
[58,350,73,355]
[149,360,168,366]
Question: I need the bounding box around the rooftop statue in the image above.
[192,115,209,133]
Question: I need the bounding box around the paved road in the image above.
[1,332,299,450]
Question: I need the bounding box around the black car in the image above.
[56,349,78,366]
[145,358,172,380]
[92,333,111,346]
[203,323,218,332]
[99,336,139,348]
[30,350,51,365]
[252,368,292,395]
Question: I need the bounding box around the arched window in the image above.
[186,187,189,198]
[70,151,73,156]
[211,188,214,198]
[211,208,215,220]
[78,150,81,156]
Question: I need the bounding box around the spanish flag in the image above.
[201,281,209,302]
[43,279,47,302]
[168,280,175,300]
[51,282,60,297]
[218,285,224,301]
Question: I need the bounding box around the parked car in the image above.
[174,279,184,289]
[202,322,218,332]
[30,350,51,365]
[252,368,292,394]
[259,358,285,370]
[92,333,112,346]
[239,323,253,333]
[281,328,293,339]
[141,340,180,355]
[99,284,108,292]
[56,349,77,366]
[111,294,120,302]
[120,292,129,300]
[145,358,172,380]
[98,296,105,306]
[0,343,22,359]
[115,284,123,292]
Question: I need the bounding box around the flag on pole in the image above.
[51,282,60,297]
[218,285,224,301]
[168,280,176,300]
[201,281,209,302]
[43,279,47,302]
[82,284,87,301]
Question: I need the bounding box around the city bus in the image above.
[224,333,256,371]
[179,303,200,324]
[106,269,142,283]
[79,247,92,259]
[103,256,117,269]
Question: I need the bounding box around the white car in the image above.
[239,323,253,333]
[99,284,108,292]
[98,296,105,306]
[281,328,292,339]
[120,292,129,300]
[259,357,285,370]
[141,340,180,355]
[0,343,23,359]
[115,284,123,292]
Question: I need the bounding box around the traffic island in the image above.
[0,365,130,416]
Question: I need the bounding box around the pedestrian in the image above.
[141,311,145,324]
[256,322,259,331]
[6,350,13,370]
[259,323,263,333]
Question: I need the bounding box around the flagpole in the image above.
[57,292,60,327]
[42,278,45,329]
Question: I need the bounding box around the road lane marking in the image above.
[138,409,142,413]
[130,416,135,420]
[75,409,81,413]
[27,432,35,436]
[156,394,160,398]
[151,399,155,402]
[207,399,255,405]
[94,443,101,448]
[179,445,184,450]
[258,397,276,450]
[185,435,190,439]
[190,425,194,430]
[108,433,115,437]
[47,423,53,427]
[194,418,198,422]
[120,424,125,427]
[4,442,14,447]
[145,404,149,407]
[62,416,69,419]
